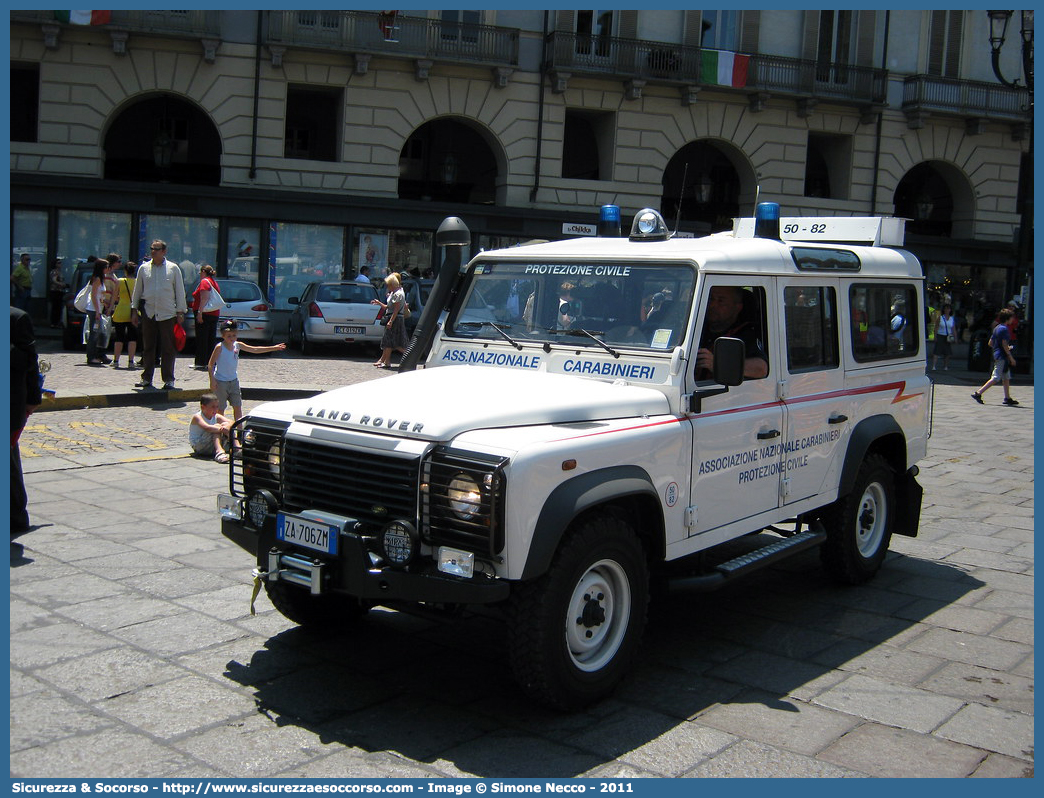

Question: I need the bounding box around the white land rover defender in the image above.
[219,203,930,710]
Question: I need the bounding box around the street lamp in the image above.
[986,10,1033,362]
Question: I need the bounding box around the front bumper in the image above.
[220,512,510,606]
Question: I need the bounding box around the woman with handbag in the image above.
[932,304,956,371]
[84,257,114,365]
[192,264,222,370]
[370,272,408,369]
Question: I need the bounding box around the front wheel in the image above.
[819,453,895,584]
[300,328,313,356]
[507,512,648,710]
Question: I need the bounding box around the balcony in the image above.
[11,10,221,59]
[902,75,1031,138]
[545,31,886,113]
[266,11,519,81]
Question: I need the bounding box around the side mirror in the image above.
[712,336,745,387]
[688,336,745,413]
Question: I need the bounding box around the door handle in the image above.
[757,429,780,440]
[828,414,849,424]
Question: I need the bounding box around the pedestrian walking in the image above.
[207,319,286,424]
[111,260,138,369]
[971,308,1019,406]
[371,271,408,368]
[47,257,66,328]
[130,239,187,390]
[189,392,233,464]
[931,304,956,371]
[11,253,33,312]
[10,306,42,541]
[84,258,114,365]
[192,264,221,370]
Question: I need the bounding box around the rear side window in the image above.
[784,286,839,372]
[850,284,920,361]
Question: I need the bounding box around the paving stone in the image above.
[695,689,859,757]
[686,739,863,777]
[812,673,963,733]
[969,752,1036,778]
[904,627,1031,671]
[935,703,1034,761]
[917,661,1034,714]
[818,722,986,777]
[9,688,116,752]
[10,727,198,778]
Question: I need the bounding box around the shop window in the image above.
[355,229,434,281]
[140,214,220,298]
[850,284,920,362]
[271,222,344,309]
[804,133,851,200]
[12,208,49,298]
[784,285,839,372]
[11,63,39,143]
[562,109,613,181]
[284,85,341,162]
[57,210,133,273]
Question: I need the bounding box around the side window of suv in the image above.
[784,285,839,372]
[850,284,920,361]
[695,284,769,381]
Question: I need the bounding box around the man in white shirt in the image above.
[130,239,187,390]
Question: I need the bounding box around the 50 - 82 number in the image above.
[783,223,828,235]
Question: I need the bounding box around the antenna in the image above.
[673,162,689,234]
[754,184,761,214]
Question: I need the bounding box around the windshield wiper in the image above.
[457,321,523,350]
[547,328,620,359]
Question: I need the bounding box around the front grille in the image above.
[282,437,420,527]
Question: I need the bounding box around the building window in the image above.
[575,10,613,57]
[700,11,739,50]
[271,222,345,309]
[804,133,852,200]
[11,63,39,143]
[562,109,613,181]
[284,86,341,162]
[441,10,480,43]
[816,10,855,83]
[928,10,963,78]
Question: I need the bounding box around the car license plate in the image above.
[335,326,365,335]
[276,513,339,555]
[237,321,249,330]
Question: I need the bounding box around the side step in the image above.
[669,528,827,593]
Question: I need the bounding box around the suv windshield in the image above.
[448,261,696,351]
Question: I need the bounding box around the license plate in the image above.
[276,513,339,555]
[237,321,249,330]
[335,326,365,335]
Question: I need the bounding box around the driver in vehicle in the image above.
[695,285,768,380]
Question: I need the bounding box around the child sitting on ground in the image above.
[189,392,232,463]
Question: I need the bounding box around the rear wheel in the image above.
[264,581,369,628]
[508,512,648,710]
[819,453,895,584]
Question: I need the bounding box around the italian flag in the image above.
[54,11,112,25]
[700,50,750,88]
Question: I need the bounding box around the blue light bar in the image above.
[599,204,622,237]
[754,202,781,240]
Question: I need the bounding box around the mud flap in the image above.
[894,467,923,537]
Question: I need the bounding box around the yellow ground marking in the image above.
[69,420,167,450]
[167,412,193,426]
[20,424,105,454]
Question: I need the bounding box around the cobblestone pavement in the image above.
[9,362,1034,778]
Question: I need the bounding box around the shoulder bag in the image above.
[201,280,225,313]
[73,281,91,312]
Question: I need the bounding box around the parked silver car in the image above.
[287,281,382,354]
[211,279,275,345]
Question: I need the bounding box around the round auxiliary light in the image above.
[379,520,418,567]
[248,490,276,530]
[242,429,257,447]
[447,473,482,520]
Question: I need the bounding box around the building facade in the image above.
[9,9,1033,349]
